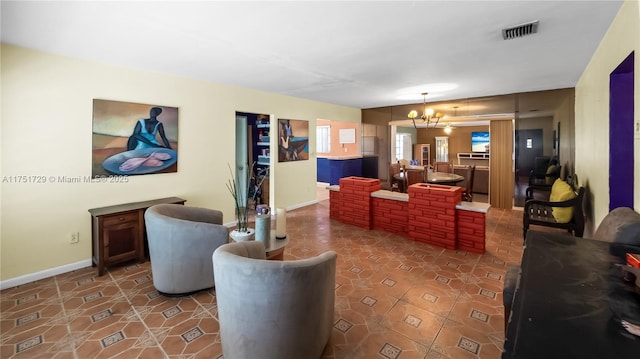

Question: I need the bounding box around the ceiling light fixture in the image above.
[444,106,458,134]
[408,92,443,129]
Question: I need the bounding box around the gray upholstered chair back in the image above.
[213,241,337,359]
[144,204,228,295]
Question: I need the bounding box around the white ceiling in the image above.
[1,1,623,109]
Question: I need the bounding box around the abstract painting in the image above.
[92,99,179,177]
[277,118,309,162]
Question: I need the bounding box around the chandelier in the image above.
[407,92,443,129]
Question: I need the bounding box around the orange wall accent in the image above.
[317,119,360,157]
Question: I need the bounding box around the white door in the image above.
[235,114,248,206]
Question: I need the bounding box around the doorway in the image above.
[515,129,544,175]
[514,129,544,206]
[609,51,634,211]
[235,111,272,210]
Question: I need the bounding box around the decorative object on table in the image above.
[227,162,256,241]
[276,208,287,239]
[277,118,309,162]
[92,99,178,177]
[255,206,271,243]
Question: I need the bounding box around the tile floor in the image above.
[1,197,529,359]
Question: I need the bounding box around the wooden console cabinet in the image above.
[89,197,186,275]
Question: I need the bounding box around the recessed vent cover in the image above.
[502,20,539,40]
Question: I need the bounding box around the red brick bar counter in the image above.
[328,178,489,253]
[455,202,490,254]
[408,183,462,250]
[371,190,409,237]
[337,177,381,229]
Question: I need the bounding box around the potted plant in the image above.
[226,163,256,241]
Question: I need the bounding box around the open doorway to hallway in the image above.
[235,111,272,210]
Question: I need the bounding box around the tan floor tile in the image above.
[380,300,446,347]
[0,201,528,358]
[356,331,428,359]
[402,282,461,317]
[430,319,504,359]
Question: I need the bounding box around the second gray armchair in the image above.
[213,241,337,359]
[145,204,228,295]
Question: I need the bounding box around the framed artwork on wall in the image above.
[277,118,309,162]
[92,99,179,177]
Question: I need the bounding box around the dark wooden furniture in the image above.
[503,230,640,358]
[523,184,585,239]
[89,197,186,275]
[461,165,476,202]
[525,165,562,200]
[404,169,424,192]
[425,171,464,186]
[389,162,402,192]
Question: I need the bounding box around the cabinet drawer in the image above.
[103,212,139,226]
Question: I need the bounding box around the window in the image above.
[316,125,331,153]
[435,136,449,162]
[395,133,412,161]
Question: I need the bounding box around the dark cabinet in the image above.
[89,197,186,275]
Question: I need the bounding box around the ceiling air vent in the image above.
[502,20,539,40]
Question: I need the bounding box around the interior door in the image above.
[515,129,543,176]
[609,52,634,210]
[235,114,249,206]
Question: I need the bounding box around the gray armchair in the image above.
[212,241,337,359]
[144,204,228,295]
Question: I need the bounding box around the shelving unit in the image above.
[413,144,431,167]
[255,119,271,168]
[249,115,271,207]
[457,152,490,166]
[458,152,490,160]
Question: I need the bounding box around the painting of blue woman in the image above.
[278,118,308,162]
[92,99,179,177]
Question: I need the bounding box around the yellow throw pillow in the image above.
[550,177,564,194]
[545,165,558,185]
[549,179,576,223]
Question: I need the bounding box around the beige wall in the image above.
[0,44,360,281]
[575,0,640,231]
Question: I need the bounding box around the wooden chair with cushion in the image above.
[434,161,453,173]
[526,155,561,194]
[404,169,424,192]
[525,164,562,200]
[523,175,585,239]
[461,165,476,202]
[389,163,402,192]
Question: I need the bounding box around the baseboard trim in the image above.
[288,200,318,211]
[0,259,93,290]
